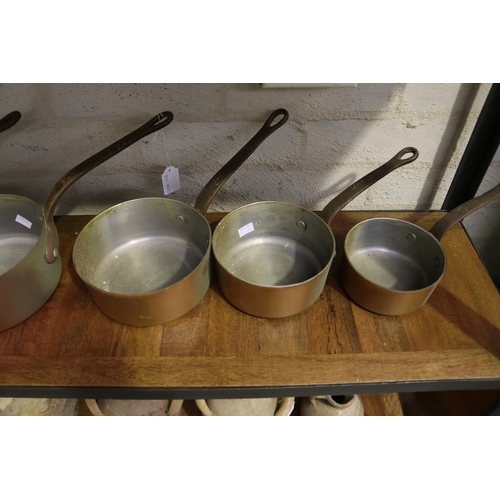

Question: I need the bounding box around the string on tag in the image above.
[161,128,171,168]
[159,128,180,195]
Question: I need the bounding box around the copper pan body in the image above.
[213,202,334,318]
[72,198,212,326]
[341,218,446,316]
[0,196,62,332]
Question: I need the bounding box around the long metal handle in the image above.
[194,108,289,216]
[43,111,174,263]
[319,147,419,225]
[0,111,21,133]
[430,182,500,241]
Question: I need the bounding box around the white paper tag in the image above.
[238,222,255,238]
[15,214,32,229]
[162,166,180,195]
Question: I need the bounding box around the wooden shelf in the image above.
[1,211,500,399]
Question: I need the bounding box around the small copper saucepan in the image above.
[203,147,419,318]
[341,182,500,315]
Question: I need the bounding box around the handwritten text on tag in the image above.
[162,166,180,195]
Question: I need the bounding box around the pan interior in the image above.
[213,202,334,287]
[345,218,446,291]
[0,197,43,275]
[73,199,210,295]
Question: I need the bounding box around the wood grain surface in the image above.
[1,211,500,398]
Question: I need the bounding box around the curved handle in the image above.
[0,111,21,133]
[85,398,183,416]
[40,398,68,416]
[195,399,216,416]
[309,395,329,407]
[274,397,295,416]
[430,182,500,241]
[194,108,289,215]
[320,147,419,225]
[85,399,107,416]
[43,111,174,263]
[166,399,184,416]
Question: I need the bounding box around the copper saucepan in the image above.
[202,147,419,318]
[340,181,500,315]
[0,111,174,333]
[72,109,289,326]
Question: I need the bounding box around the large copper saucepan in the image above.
[72,109,289,326]
[205,147,419,318]
[0,111,174,333]
[341,181,500,315]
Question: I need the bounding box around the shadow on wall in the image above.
[0,83,483,216]
[416,83,482,210]
[463,194,500,290]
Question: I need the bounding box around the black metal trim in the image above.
[442,83,500,209]
[2,379,500,400]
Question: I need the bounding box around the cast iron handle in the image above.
[0,111,21,134]
[430,182,500,241]
[320,147,419,225]
[194,108,289,216]
[43,111,174,264]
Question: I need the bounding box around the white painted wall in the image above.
[0,83,498,284]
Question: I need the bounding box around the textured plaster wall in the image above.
[0,83,498,283]
[0,83,490,214]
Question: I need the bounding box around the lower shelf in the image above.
[76,393,404,416]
